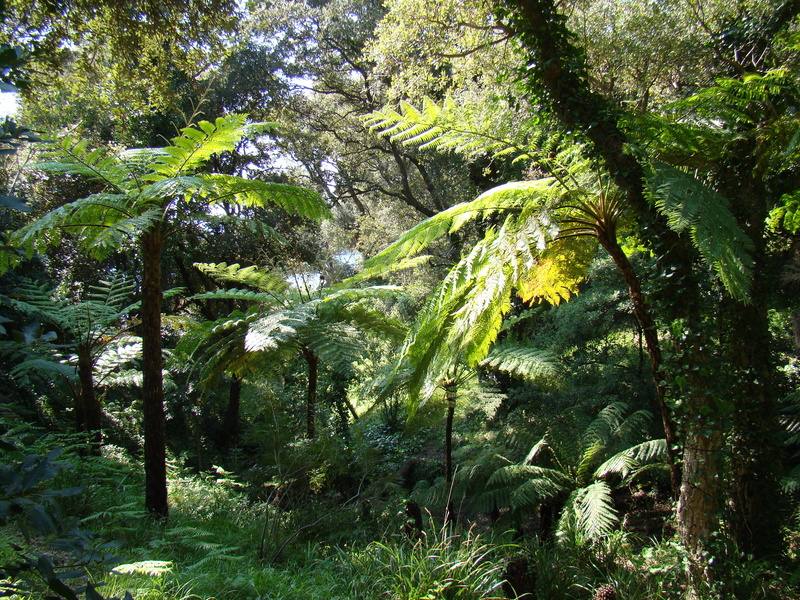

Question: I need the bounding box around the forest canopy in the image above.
[1,1,800,599]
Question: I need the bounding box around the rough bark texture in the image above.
[721,172,782,557]
[676,425,723,596]
[77,346,102,450]
[141,229,169,518]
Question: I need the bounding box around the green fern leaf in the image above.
[480,344,556,383]
[573,481,619,540]
[648,162,754,300]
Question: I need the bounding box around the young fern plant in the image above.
[487,402,667,543]
[1,274,140,447]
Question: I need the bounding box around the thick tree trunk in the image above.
[722,177,782,557]
[726,298,781,557]
[141,229,169,518]
[302,347,319,438]
[676,425,724,598]
[77,345,102,450]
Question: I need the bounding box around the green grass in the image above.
[4,434,800,600]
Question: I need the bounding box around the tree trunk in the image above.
[220,374,242,447]
[721,175,782,558]
[597,231,680,494]
[444,382,457,526]
[676,425,724,598]
[141,229,169,518]
[77,344,102,451]
[444,382,457,484]
[302,347,319,438]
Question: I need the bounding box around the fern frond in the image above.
[366,96,533,162]
[648,161,754,300]
[194,262,291,295]
[480,343,556,383]
[94,340,142,381]
[298,321,367,372]
[112,561,173,576]
[144,115,249,179]
[595,439,667,480]
[572,481,619,540]
[10,357,76,381]
[100,369,143,388]
[33,137,141,192]
[188,289,279,304]
[201,175,330,222]
[245,307,312,352]
[509,477,565,511]
[356,178,558,281]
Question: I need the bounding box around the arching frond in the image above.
[324,304,408,343]
[94,339,142,382]
[517,235,597,305]
[487,463,574,490]
[366,96,533,161]
[33,137,142,193]
[509,477,566,511]
[188,289,280,305]
[648,161,754,300]
[568,481,619,541]
[480,343,556,383]
[144,115,249,180]
[10,357,76,383]
[194,262,291,296]
[595,439,667,480]
[356,178,560,281]
[201,175,330,222]
[11,194,158,260]
[297,321,367,373]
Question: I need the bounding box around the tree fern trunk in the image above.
[444,382,457,484]
[597,232,680,494]
[221,374,242,447]
[444,382,457,526]
[721,173,782,558]
[141,229,168,518]
[77,344,102,451]
[302,347,319,438]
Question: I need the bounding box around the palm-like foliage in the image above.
[361,95,754,493]
[181,261,409,438]
[487,402,666,542]
[6,115,330,516]
[1,275,139,445]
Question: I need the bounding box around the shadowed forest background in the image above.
[2,0,800,599]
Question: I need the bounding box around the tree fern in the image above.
[564,481,619,542]
[365,96,567,164]
[482,403,663,540]
[648,161,754,300]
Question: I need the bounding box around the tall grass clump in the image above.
[341,525,508,600]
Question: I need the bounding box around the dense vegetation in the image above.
[2,0,800,598]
